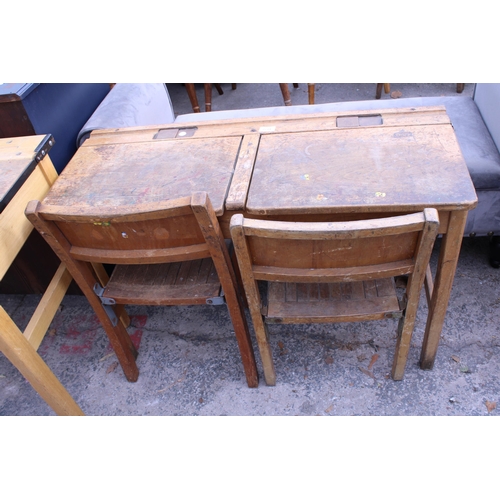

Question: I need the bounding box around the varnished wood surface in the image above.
[104,259,221,305]
[266,278,400,323]
[37,107,478,376]
[246,124,477,215]
[1,136,82,415]
[43,136,242,217]
[0,135,53,212]
[83,106,453,145]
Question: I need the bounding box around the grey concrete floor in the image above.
[165,82,474,117]
[3,82,499,417]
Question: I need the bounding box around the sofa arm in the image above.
[77,83,175,147]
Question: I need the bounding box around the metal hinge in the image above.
[385,311,403,319]
[93,283,118,326]
[384,296,407,320]
[206,288,225,305]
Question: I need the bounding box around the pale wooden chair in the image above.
[230,209,439,385]
[26,192,259,388]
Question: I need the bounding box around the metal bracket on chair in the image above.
[206,288,225,305]
[384,296,407,320]
[93,283,118,326]
[385,311,403,319]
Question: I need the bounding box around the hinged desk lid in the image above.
[0,134,54,213]
[246,116,478,215]
[42,135,242,216]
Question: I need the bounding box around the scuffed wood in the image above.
[225,134,260,211]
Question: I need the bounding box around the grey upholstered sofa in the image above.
[77,83,500,266]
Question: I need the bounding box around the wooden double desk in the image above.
[37,106,477,372]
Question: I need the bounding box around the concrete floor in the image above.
[3,82,500,417]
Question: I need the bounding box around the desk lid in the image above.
[246,123,478,214]
[41,135,242,217]
[0,134,54,213]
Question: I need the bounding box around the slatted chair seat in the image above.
[26,192,259,388]
[265,278,401,324]
[230,210,440,385]
[102,259,222,305]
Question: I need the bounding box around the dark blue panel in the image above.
[23,84,110,173]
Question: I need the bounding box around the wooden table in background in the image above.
[0,135,82,415]
[40,106,477,372]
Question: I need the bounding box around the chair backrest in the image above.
[26,192,224,266]
[26,192,260,388]
[230,209,440,285]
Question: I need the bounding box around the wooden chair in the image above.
[185,83,233,112]
[306,84,390,103]
[25,192,259,388]
[185,84,300,111]
[376,83,391,99]
[230,209,439,385]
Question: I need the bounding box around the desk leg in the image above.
[420,211,467,369]
[0,306,84,416]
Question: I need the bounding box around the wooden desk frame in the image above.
[43,106,478,375]
[0,136,83,415]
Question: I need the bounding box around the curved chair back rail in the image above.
[230,209,439,385]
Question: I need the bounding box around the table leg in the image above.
[0,306,84,416]
[420,210,468,369]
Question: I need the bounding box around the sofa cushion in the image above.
[175,96,500,191]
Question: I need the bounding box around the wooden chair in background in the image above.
[376,83,465,98]
[230,209,439,385]
[26,192,259,388]
[304,84,390,103]
[185,83,302,112]
[376,83,391,99]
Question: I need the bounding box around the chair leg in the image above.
[376,83,391,99]
[293,83,299,88]
[185,83,200,112]
[279,83,292,106]
[204,83,212,112]
[456,83,465,93]
[24,207,140,382]
[214,84,224,95]
[253,317,276,385]
[191,193,259,388]
[392,224,436,380]
[308,83,315,104]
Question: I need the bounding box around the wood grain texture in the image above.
[267,279,400,323]
[1,137,82,415]
[246,125,476,215]
[43,136,242,217]
[230,209,440,383]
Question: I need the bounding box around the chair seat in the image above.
[103,258,222,306]
[265,278,400,324]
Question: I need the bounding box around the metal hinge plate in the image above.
[93,283,118,326]
[206,288,225,305]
